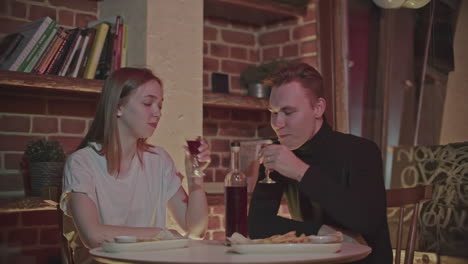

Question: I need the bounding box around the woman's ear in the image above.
[116,106,123,117]
[313,97,326,118]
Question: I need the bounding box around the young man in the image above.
[248,63,392,264]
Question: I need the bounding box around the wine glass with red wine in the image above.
[186,138,205,177]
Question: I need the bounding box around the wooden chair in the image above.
[386,185,433,264]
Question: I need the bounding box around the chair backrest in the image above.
[386,185,432,264]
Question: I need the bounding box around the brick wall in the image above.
[0,208,61,264]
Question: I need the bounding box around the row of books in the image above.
[0,16,127,80]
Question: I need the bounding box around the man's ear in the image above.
[116,105,123,117]
[314,97,326,118]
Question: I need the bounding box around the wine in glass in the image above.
[186,138,205,177]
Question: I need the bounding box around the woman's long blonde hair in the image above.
[77,68,162,176]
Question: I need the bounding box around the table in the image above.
[90,240,371,264]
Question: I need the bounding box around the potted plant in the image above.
[22,138,66,200]
[240,60,288,98]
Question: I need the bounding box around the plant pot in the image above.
[248,83,270,98]
[29,162,64,199]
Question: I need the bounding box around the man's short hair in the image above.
[268,62,324,101]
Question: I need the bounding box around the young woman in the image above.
[60,68,209,263]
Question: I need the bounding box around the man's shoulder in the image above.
[330,130,380,151]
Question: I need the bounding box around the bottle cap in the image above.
[231,142,240,147]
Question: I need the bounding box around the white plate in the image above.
[101,239,189,253]
[231,242,342,254]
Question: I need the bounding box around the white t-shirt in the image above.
[60,143,181,263]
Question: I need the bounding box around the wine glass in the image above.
[186,138,205,177]
[258,140,276,184]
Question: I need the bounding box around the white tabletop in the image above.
[90,240,371,264]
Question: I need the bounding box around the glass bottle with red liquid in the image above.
[224,141,247,245]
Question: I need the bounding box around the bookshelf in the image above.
[0,70,268,110]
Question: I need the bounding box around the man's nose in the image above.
[271,115,285,129]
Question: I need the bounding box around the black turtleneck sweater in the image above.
[248,122,392,264]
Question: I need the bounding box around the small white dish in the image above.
[115,236,137,243]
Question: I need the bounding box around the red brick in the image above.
[0,115,30,132]
[210,43,229,58]
[212,205,224,214]
[12,1,27,18]
[211,139,230,152]
[221,60,251,74]
[203,42,208,55]
[249,49,259,63]
[20,247,61,264]
[22,210,60,226]
[40,227,60,245]
[304,6,317,22]
[0,212,19,227]
[261,110,271,122]
[0,173,23,191]
[61,118,86,134]
[207,107,230,120]
[215,168,228,182]
[204,168,214,182]
[0,0,8,15]
[49,0,97,12]
[221,153,230,167]
[0,94,47,114]
[297,55,318,68]
[8,228,38,246]
[203,73,209,87]
[203,122,218,136]
[231,110,262,122]
[203,57,219,72]
[221,30,255,46]
[48,136,82,154]
[230,47,247,60]
[32,117,58,133]
[0,17,26,34]
[75,13,97,28]
[208,216,221,229]
[212,231,225,242]
[259,29,289,45]
[293,23,317,40]
[208,153,220,168]
[301,40,317,54]
[207,17,228,27]
[29,5,56,21]
[58,10,74,27]
[0,135,40,151]
[48,99,96,117]
[283,43,299,57]
[219,123,256,137]
[4,153,24,170]
[262,46,280,61]
[230,76,242,91]
[258,124,276,138]
[204,26,217,41]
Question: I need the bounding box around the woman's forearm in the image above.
[185,177,208,238]
[83,225,165,249]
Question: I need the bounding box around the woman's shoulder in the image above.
[66,145,102,164]
[144,145,173,162]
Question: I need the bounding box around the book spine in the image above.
[10,17,53,71]
[70,32,90,78]
[45,31,69,74]
[17,20,57,72]
[24,28,57,73]
[58,32,83,76]
[111,16,121,72]
[35,28,66,74]
[120,24,128,68]
[83,23,110,79]
[31,29,61,74]
[76,28,96,78]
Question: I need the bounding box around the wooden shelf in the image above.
[0,70,268,110]
[204,0,307,26]
[204,92,268,110]
[0,70,103,94]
